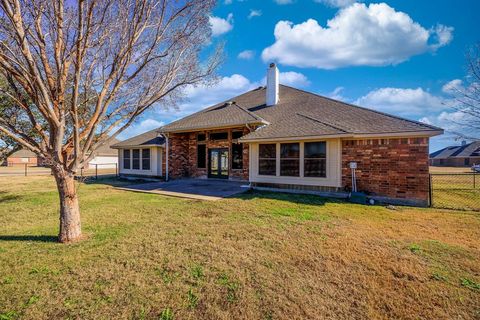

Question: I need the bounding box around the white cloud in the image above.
[262,3,453,69]
[224,0,232,4]
[278,71,311,87]
[119,119,164,140]
[314,0,357,8]
[421,110,474,138]
[327,87,346,100]
[442,79,463,94]
[355,87,447,116]
[238,50,255,60]
[209,14,234,37]
[248,9,262,19]
[260,71,310,88]
[274,0,294,4]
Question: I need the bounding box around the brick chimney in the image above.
[266,63,279,106]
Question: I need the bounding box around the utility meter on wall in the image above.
[349,162,357,169]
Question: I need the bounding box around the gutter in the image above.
[239,130,444,143]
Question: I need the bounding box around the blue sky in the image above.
[122,0,480,152]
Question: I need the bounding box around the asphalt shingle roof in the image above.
[115,85,442,146]
[8,149,37,158]
[94,138,120,156]
[430,141,480,159]
[112,128,165,148]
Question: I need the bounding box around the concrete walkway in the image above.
[116,179,249,201]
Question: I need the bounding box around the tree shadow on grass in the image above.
[233,189,346,206]
[79,177,145,188]
[0,191,22,203]
[0,235,57,243]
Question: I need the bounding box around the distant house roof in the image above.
[8,149,37,158]
[94,138,120,156]
[430,141,480,159]
[116,85,443,145]
[112,129,165,148]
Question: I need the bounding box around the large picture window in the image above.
[304,142,326,177]
[123,149,131,169]
[259,144,276,175]
[132,149,140,170]
[197,144,206,168]
[280,143,300,176]
[232,143,243,169]
[142,149,150,170]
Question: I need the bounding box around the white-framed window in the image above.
[258,144,276,176]
[258,141,327,178]
[142,149,150,170]
[304,142,326,177]
[132,149,140,169]
[280,143,300,176]
[123,149,131,169]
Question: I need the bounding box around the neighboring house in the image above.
[85,138,120,169]
[6,149,44,166]
[113,64,443,206]
[430,141,480,167]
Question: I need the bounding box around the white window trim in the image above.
[123,148,152,171]
[141,148,151,170]
[259,141,328,179]
[124,149,131,170]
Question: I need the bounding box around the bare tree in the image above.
[446,43,480,140]
[0,0,220,243]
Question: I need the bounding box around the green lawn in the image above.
[0,176,479,320]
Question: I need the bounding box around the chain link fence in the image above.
[430,173,480,211]
[0,163,118,179]
[78,163,118,180]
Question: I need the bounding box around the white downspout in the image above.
[165,133,169,181]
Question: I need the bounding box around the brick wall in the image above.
[431,157,480,167]
[342,137,430,204]
[165,127,250,180]
[7,157,38,166]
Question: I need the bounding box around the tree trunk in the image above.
[52,166,82,243]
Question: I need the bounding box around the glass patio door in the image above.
[209,148,229,179]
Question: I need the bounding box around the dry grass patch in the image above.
[0,176,479,319]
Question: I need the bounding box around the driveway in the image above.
[116,179,249,200]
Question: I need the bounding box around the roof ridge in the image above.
[279,84,443,132]
[232,102,266,122]
[159,87,267,131]
[296,112,349,133]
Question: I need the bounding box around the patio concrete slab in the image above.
[116,179,248,201]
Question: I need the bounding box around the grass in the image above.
[0,176,479,319]
[430,172,480,210]
[429,166,474,174]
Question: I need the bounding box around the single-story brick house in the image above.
[6,149,44,166]
[113,64,443,206]
[430,141,480,167]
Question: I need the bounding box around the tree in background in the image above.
[446,43,480,140]
[0,0,220,243]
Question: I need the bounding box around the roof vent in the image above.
[266,63,279,106]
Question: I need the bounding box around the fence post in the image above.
[95,164,98,180]
[474,172,476,189]
[25,163,27,177]
[428,174,433,207]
